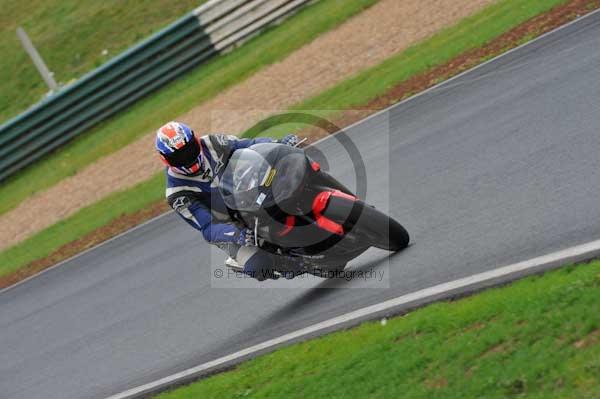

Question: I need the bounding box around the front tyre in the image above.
[324,197,409,251]
[354,203,409,251]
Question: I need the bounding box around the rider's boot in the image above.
[224,256,243,272]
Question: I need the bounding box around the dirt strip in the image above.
[0,0,496,251]
[2,0,599,289]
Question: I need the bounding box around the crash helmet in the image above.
[155,121,202,175]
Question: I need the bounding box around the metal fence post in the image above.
[1,1,311,182]
[16,26,59,92]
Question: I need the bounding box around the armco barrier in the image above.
[0,0,312,182]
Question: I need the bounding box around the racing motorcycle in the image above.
[218,141,409,278]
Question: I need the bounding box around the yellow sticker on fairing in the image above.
[263,168,277,187]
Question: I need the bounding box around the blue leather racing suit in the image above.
[165,134,289,280]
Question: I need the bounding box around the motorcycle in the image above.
[218,141,409,278]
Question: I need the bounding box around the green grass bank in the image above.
[1,0,208,121]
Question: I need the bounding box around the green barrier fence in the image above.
[0,0,311,182]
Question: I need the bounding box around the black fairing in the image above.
[220,143,314,216]
[219,142,365,263]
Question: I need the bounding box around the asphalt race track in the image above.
[2,11,600,399]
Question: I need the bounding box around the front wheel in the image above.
[324,197,409,251]
[354,204,409,251]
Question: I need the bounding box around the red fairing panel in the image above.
[277,215,296,237]
[311,190,356,235]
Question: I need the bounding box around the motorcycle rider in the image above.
[155,121,300,281]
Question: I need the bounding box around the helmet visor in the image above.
[163,138,201,168]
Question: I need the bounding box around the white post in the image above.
[16,26,58,92]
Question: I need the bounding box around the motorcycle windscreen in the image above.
[247,142,309,210]
[270,152,309,212]
[219,148,271,211]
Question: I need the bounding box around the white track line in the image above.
[107,238,600,398]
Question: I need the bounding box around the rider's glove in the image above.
[279,134,300,147]
[236,227,256,247]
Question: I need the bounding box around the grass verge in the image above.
[0,174,165,282]
[0,0,379,216]
[154,261,600,398]
[1,0,207,122]
[1,0,597,286]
